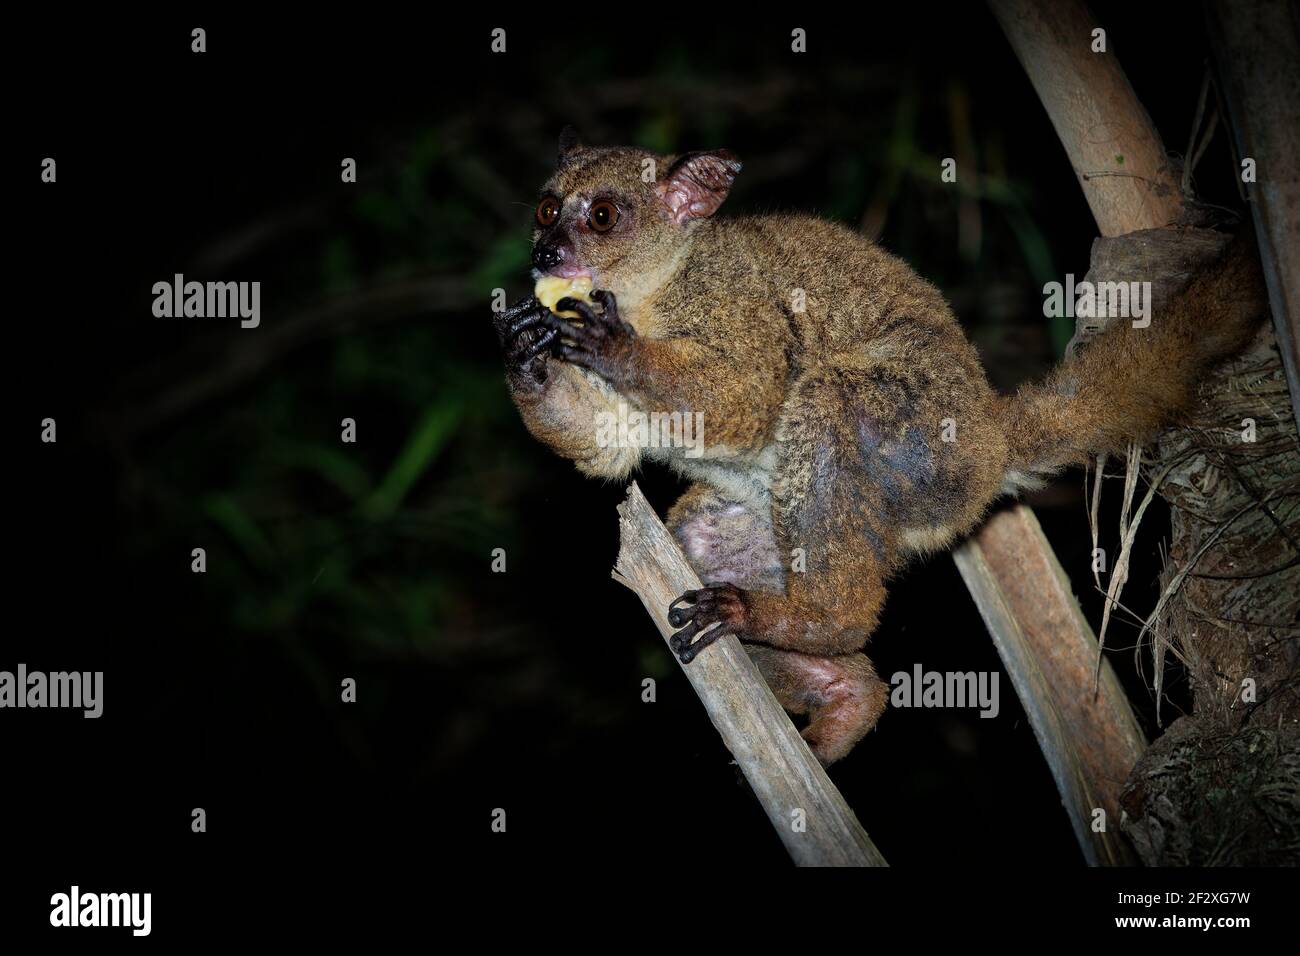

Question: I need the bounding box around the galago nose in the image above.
[532,243,565,272]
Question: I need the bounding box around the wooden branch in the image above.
[612,482,886,867]
[937,0,1200,864]
[989,0,1184,236]
[953,508,1145,865]
[987,0,1298,864]
[1208,0,1300,439]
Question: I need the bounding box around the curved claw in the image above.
[541,312,586,350]
[540,290,633,377]
[666,584,748,664]
[505,309,548,340]
[496,295,553,384]
[668,589,704,627]
[554,297,600,326]
[594,290,636,335]
[673,621,729,664]
[494,295,542,335]
[519,327,557,362]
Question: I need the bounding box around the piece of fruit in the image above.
[534,275,594,319]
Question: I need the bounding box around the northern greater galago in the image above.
[494,129,1266,764]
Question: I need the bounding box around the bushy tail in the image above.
[1001,229,1268,484]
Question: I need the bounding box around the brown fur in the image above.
[499,135,1267,764]
[1002,228,1266,480]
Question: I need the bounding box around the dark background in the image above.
[5,3,1265,918]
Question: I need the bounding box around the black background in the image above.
[5,4,1291,940]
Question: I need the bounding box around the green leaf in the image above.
[202,493,275,569]
[362,403,465,521]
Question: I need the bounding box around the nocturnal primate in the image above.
[493,128,1265,765]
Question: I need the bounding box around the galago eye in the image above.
[588,200,619,233]
[536,197,560,228]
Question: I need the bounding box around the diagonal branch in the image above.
[612,482,886,867]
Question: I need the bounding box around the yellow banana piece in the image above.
[534,275,594,319]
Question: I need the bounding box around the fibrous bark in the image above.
[1078,227,1300,865]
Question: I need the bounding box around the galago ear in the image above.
[655,150,742,224]
[557,125,584,167]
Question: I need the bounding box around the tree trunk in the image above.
[992,0,1300,864]
[1079,228,1300,865]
